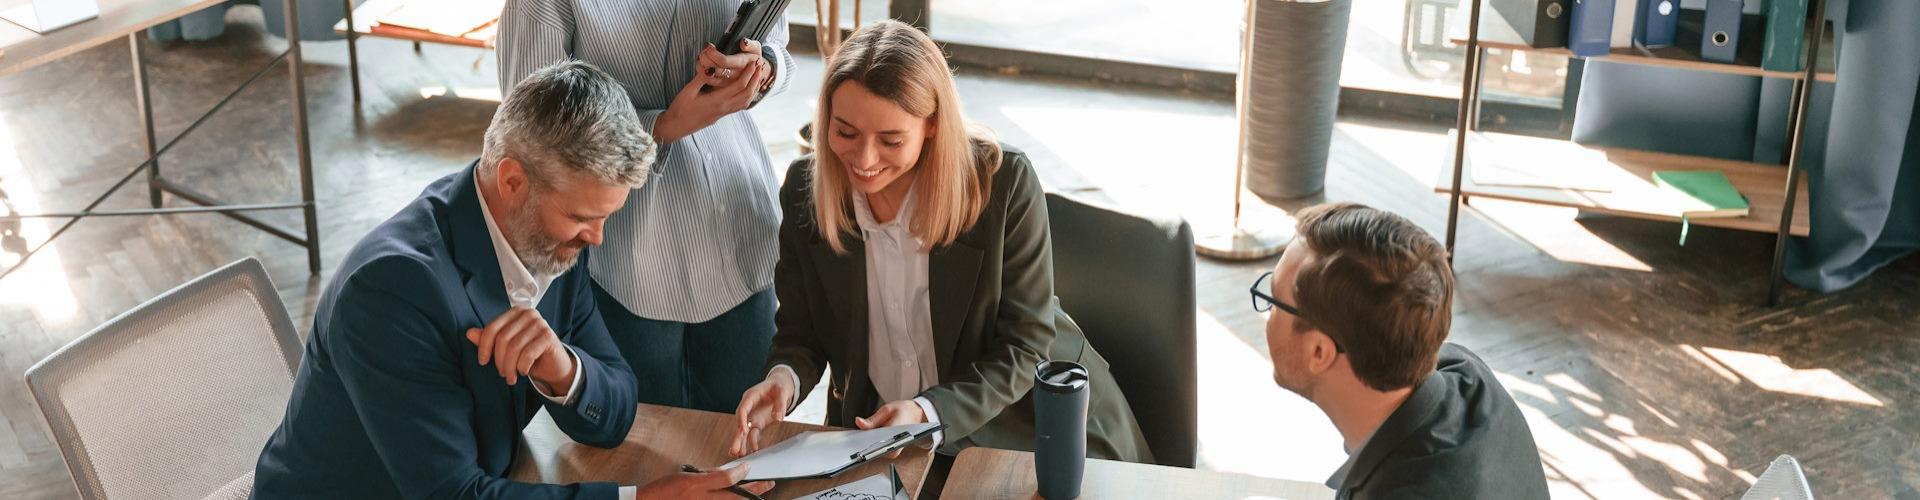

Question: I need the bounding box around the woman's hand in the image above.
[855,399,929,430]
[654,44,769,144]
[854,399,930,459]
[697,39,767,83]
[729,372,796,457]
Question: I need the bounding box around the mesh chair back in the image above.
[24,258,302,500]
[1742,455,1815,500]
[1045,192,1199,467]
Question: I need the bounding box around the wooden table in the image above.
[509,404,934,499]
[332,0,497,49]
[0,0,228,77]
[940,447,1333,500]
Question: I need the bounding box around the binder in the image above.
[715,0,793,55]
[1761,0,1809,71]
[1567,0,1615,57]
[1490,0,1571,48]
[1700,0,1743,62]
[1609,0,1640,48]
[1634,0,1679,47]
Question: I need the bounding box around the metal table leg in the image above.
[1443,0,1486,262]
[287,0,321,274]
[342,0,361,102]
[132,32,162,208]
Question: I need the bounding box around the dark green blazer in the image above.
[768,145,1152,463]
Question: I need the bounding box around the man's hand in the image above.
[729,372,797,457]
[653,41,771,144]
[854,400,930,459]
[464,306,574,394]
[633,465,773,500]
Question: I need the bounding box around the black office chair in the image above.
[1045,192,1199,468]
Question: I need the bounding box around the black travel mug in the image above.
[1033,360,1090,499]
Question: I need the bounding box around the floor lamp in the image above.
[1197,0,1294,261]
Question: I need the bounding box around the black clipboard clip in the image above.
[849,423,943,463]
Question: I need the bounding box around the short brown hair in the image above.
[1290,202,1454,392]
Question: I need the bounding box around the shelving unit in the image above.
[1441,0,1830,305]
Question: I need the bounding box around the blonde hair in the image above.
[812,20,1002,254]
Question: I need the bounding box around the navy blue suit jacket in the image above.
[253,163,638,499]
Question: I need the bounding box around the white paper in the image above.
[793,471,906,500]
[720,423,938,482]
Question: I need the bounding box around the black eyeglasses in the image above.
[1250,271,1345,353]
[1250,271,1300,316]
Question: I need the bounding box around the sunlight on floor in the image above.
[1500,373,1675,499]
[1193,310,1346,485]
[1693,345,1885,407]
[417,86,502,103]
[997,104,1239,225]
[0,114,79,324]
[1463,199,1656,272]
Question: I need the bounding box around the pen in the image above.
[680,464,767,500]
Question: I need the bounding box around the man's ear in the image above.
[496,157,531,204]
[1303,330,1341,377]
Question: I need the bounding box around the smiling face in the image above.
[494,157,628,276]
[827,80,934,196]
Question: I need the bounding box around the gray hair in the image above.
[480,60,655,189]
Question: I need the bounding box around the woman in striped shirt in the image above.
[497,0,793,413]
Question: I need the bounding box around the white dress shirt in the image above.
[770,183,944,445]
[480,172,633,496]
[473,172,584,407]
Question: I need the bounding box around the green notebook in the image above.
[1654,170,1749,218]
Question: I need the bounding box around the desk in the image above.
[509,404,933,499]
[0,0,321,280]
[331,0,497,50]
[940,447,1333,500]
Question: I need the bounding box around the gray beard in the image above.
[505,197,577,277]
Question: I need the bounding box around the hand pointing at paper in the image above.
[731,372,798,457]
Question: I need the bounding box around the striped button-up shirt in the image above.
[498,0,793,323]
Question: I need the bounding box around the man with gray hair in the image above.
[251,61,770,499]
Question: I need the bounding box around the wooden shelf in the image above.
[1448,0,1836,82]
[1435,131,1810,237]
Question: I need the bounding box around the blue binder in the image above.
[1567,0,1615,57]
[1700,0,1743,62]
[1634,0,1678,47]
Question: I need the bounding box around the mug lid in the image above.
[1035,360,1089,393]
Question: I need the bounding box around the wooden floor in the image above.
[2,11,1915,499]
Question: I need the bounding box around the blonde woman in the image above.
[728,20,1151,463]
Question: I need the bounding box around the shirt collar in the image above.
[473,170,554,308]
[1324,430,1375,489]
[1325,370,1449,492]
[851,181,918,235]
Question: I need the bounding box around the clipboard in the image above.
[715,0,793,55]
[719,422,942,482]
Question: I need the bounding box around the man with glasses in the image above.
[1252,202,1548,499]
